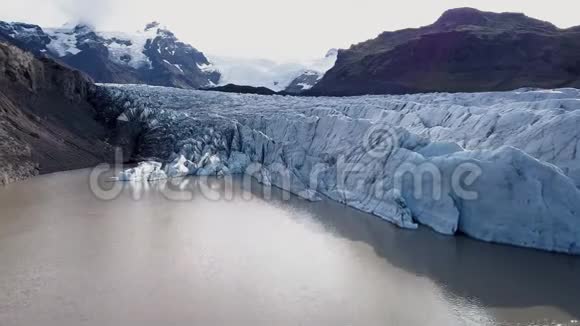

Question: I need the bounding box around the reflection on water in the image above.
[0,169,578,326]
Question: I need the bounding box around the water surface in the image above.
[0,169,578,325]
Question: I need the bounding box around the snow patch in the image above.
[99,29,156,69]
[45,28,81,56]
[44,24,157,69]
[296,83,314,90]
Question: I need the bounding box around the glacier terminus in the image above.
[96,85,580,255]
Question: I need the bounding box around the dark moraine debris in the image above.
[202,83,279,95]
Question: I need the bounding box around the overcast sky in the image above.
[1,0,578,61]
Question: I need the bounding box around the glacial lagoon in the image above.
[0,169,579,326]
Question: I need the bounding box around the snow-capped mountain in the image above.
[0,22,51,54]
[205,49,338,93]
[0,20,337,93]
[0,21,220,89]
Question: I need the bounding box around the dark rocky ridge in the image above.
[309,8,580,96]
[0,41,113,185]
[202,83,278,95]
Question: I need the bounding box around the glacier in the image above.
[97,85,580,255]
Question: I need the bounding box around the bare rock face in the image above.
[0,42,113,184]
[284,70,322,94]
[309,8,580,96]
[0,92,37,185]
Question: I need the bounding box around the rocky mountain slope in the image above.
[0,41,113,185]
[97,85,580,254]
[0,21,219,89]
[309,8,580,96]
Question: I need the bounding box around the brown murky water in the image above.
[0,169,579,326]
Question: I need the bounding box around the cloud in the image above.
[56,0,112,27]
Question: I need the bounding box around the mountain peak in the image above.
[143,22,175,38]
[73,23,95,34]
[144,21,161,32]
[434,8,489,27]
[325,48,338,58]
[434,7,557,31]
[58,21,95,33]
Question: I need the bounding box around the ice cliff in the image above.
[96,85,580,255]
